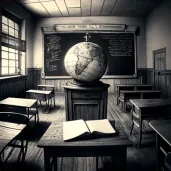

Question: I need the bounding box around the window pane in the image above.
[9,67,15,74]
[2,24,8,34]
[2,46,8,51]
[15,30,18,38]
[2,59,8,66]
[2,67,8,75]
[9,19,14,28]
[21,55,25,75]
[9,53,15,60]
[2,16,8,25]
[2,51,8,59]
[9,60,15,67]
[9,27,14,37]
[15,23,19,30]
[16,61,18,68]
[16,54,19,60]
[9,48,15,53]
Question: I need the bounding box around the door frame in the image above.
[153,47,166,88]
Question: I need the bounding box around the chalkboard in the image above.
[44,32,136,78]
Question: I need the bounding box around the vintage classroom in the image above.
[0,0,171,171]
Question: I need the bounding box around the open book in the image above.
[63,119,116,141]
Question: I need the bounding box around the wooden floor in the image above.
[2,93,157,171]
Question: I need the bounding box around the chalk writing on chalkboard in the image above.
[45,34,63,72]
[49,65,58,71]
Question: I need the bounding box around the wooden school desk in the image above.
[37,84,55,107]
[37,121,132,171]
[26,89,55,113]
[119,90,162,112]
[149,120,171,171]
[116,84,154,105]
[0,97,38,124]
[0,121,26,170]
[130,99,171,148]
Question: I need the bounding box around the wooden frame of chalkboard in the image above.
[42,31,137,79]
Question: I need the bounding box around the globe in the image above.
[64,42,107,83]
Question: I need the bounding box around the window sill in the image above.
[0,75,27,82]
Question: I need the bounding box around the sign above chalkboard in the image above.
[42,25,137,34]
[55,24,126,32]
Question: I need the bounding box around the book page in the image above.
[63,120,90,141]
[85,119,116,135]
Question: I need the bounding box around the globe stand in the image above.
[63,80,110,121]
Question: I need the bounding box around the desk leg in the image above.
[116,87,119,105]
[44,148,51,171]
[47,98,50,113]
[156,134,161,171]
[36,101,39,124]
[130,106,134,135]
[53,88,55,107]
[138,116,142,149]
[53,158,57,171]
[26,108,30,121]
[0,154,3,171]
[111,148,127,171]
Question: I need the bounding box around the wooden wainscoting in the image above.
[146,68,171,98]
[27,68,149,94]
[0,75,27,100]
[146,68,154,85]
[166,72,171,98]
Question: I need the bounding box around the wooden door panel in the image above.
[153,48,166,97]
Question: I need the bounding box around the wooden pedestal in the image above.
[63,81,110,121]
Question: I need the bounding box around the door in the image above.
[153,48,166,97]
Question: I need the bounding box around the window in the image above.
[1,11,26,76]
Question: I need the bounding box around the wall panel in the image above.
[27,68,149,94]
[0,76,27,100]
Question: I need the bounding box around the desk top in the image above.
[0,121,26,154]
[130,99,171,109]
[0,97,37,108]
[37,121,132,148]
[149,120,171,147]
[37,85,55,88]
[116,84,153,87]
[120,90,161,93]
[26,89,52,95]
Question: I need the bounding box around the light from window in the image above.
[1,13,26,76]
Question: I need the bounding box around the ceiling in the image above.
[15,0,161,18]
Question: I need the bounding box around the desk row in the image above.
[0,84,56,124]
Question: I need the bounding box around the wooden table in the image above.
[37,85,55,107]
[37,121,132,171]
[26,89,55,113]
[116,84,154,105]
[0,97,38,124]
[130,99,171,148]
[149,120,171,171]
[119,90,161,112]
[0,121,26,169]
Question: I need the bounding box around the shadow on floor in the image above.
[3,161,42,171]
